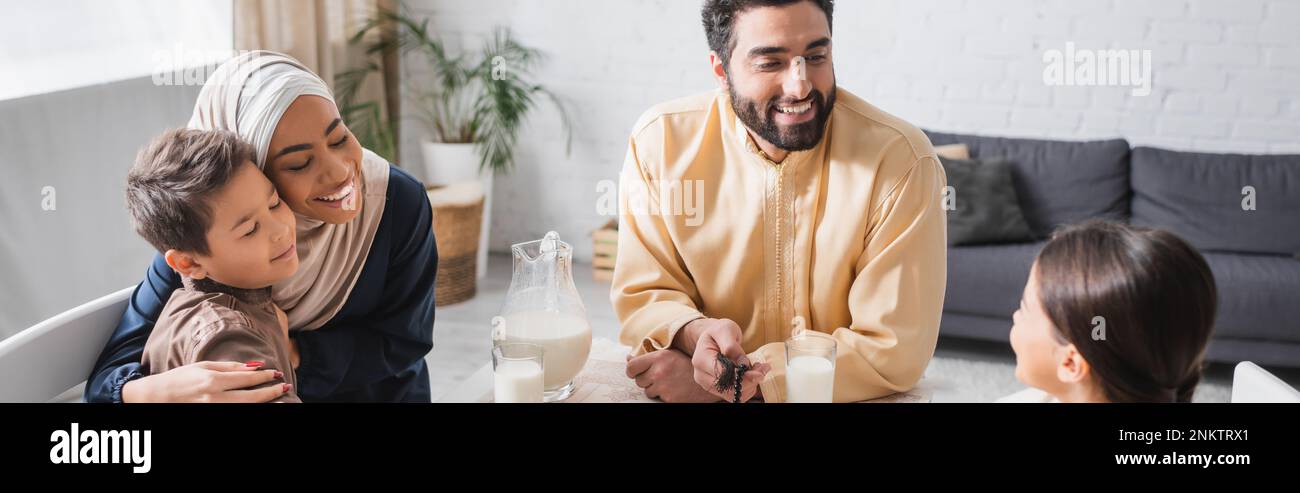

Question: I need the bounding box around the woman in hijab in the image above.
[86,51,438,402]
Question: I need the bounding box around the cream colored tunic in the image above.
[612,87,947,403]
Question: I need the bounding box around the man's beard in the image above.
[730,83,836,153]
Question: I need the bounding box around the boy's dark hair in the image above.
[1035,220,1218,403]
[126,128,255,256]
[702,0,834,72]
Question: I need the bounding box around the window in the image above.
[0,0,233,101]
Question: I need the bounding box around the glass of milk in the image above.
[492,343,545,403]
[784,331,836,403]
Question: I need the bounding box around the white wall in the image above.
[399,0,1300,264]
[400,0,716,265]
[0,1,230,337]
[0,0,232,101]
[0,78,204,337]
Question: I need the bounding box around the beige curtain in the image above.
[234,0,401,147]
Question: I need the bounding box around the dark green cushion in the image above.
[940,157,1036,246]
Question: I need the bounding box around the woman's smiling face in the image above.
[264,95,364,224]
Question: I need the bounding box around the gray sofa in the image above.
[926,131,1300,368]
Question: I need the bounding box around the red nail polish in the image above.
[274,371,284,379]
[282,384,292,393]
[245,361,264,367]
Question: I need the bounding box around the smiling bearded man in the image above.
[614,0,948,403]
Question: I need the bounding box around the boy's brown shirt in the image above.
[143,277,300,402]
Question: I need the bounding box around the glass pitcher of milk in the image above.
[491,231,592,402]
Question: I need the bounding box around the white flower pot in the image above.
[422,141,493,280]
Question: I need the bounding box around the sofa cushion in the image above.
[1130,147,1300,257]
[926,131,1131,237]
[940,157,1036,246]
[1202,252,1300,341]
[944,245,1300,344]
[944,242,1044,319]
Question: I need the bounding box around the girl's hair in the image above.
[1035,220,1218,403]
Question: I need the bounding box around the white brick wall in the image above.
[401,0,1300,261]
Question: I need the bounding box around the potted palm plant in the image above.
[345,9,571,278]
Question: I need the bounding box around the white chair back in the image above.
[0,287,134,402]
[1231,361,1300,403]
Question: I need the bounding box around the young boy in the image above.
[126,128,301,402]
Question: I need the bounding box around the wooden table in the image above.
[438,338,932,403]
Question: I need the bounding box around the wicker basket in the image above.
[592,219,618,282]
[427,183,485,306]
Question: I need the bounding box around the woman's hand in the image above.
[120,361,288,403]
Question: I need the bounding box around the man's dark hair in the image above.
[126,128,255,256]
[702,0,834,72]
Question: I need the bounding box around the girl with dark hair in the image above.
[1002,220,1217,403]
